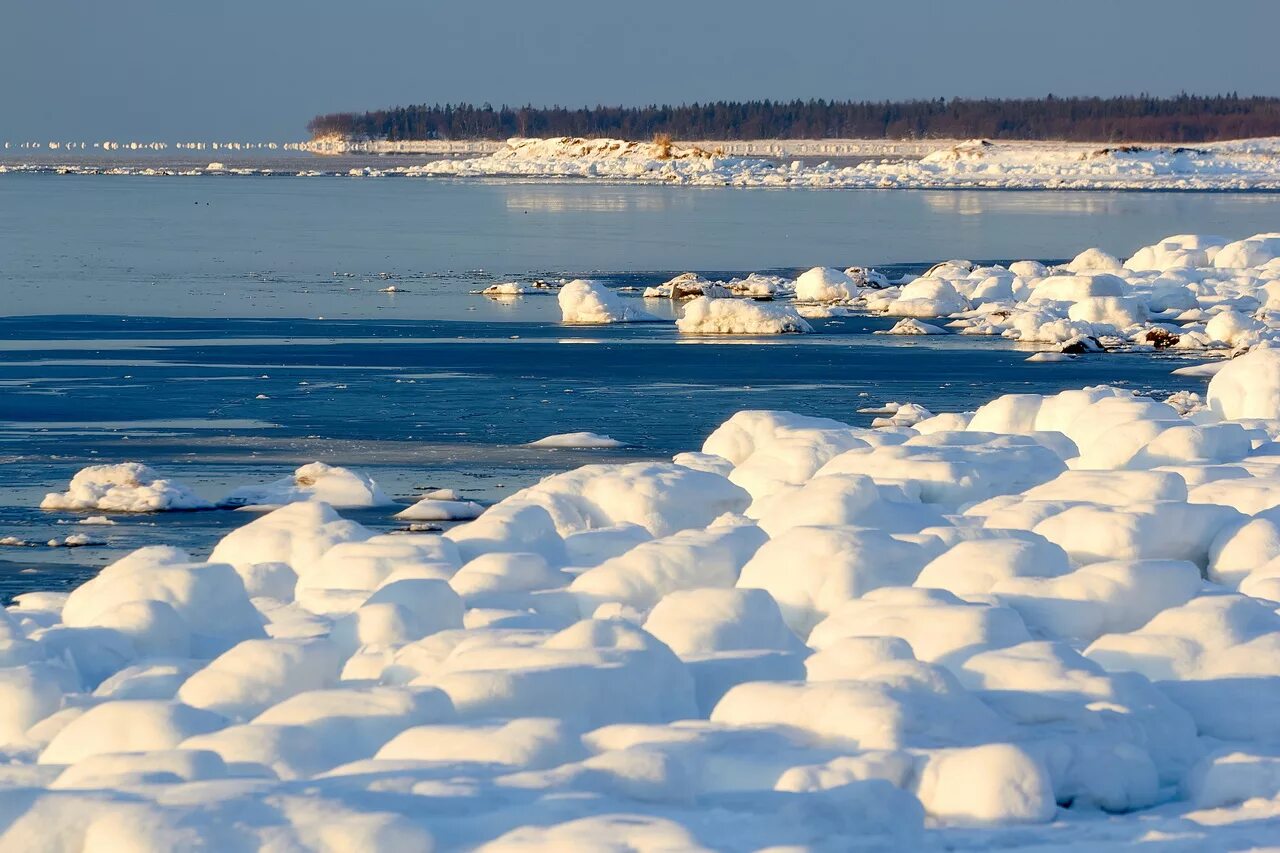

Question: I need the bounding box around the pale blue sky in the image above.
[4,0,1278,139]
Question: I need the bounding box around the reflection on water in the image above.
[922,191,1136,218]
[504,190,673,213]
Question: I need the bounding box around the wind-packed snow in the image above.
[12,363,1280,847]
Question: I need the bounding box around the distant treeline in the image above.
[308,95,1280,143]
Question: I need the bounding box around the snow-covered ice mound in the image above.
[394,498,485,521]
[841,230,1280,359]
[40,463,211,512]
[11,377,1280,848]
[676,296,812,334]
[558,279,659,324]
[528,431,627,448]
[220,462,393,508]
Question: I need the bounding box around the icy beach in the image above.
[10,135,1280,191]
[394,136,1280,191]
[4,343,1280,848]
[5,166,1280,850]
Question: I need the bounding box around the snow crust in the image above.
[11,374,1280,848]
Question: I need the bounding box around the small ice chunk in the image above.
[527,432,627,449]
[395,498,485,521]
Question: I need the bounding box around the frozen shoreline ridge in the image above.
[6,346,1280,847]
[546,230,1280,357]
[9,135,1280,190]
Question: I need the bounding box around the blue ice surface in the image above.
[0,310,1210,601]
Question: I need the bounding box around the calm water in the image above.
[1,174,1276,599]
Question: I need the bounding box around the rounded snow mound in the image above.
[558,279,658,324]
[1208,347,1280,420]
[40,463,211,513]
[220,462,393,509]
[676,296,812,335]
[794,267,855,303]
[17,377,1280,846]
[527,431,627,449]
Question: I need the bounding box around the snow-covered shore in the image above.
[394,136,1280,191]
[5,343,1280,848]
[10,135,1280,190]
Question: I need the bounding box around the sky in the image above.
[3,0,1278,140]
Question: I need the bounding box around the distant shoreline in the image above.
[298,137,1157,158]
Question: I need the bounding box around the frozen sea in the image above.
[1,168,1278,599]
